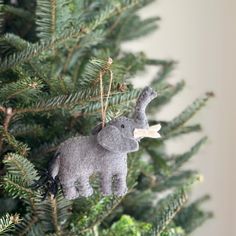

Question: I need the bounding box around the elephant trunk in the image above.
[133,87,157,128]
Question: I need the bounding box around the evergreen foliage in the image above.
[0,0,213,235]
[0,213,20,235]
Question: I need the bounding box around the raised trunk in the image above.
[133,87,157,128]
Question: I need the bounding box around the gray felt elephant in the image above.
[48,87,160,200]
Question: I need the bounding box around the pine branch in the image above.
[0,40,52,71]
[172,137,207,171]
[16,210,40,236]
[80,58,113,87]
[0,213,20,235]
[0,0,141,72]
[50,196,62,235]
[145,58,170,66]
[62,30,106,77]
[0,76,43,102]
[13,190,70,236]
[174,195,213,234]
[15,91,90,114]
[3,175,35,198]
[0,0,4,34]
[154,188,188,235]
[101,214,152,236]
[155,171,200,192]
[0,34,30,58]
[0,108,16,153]
[10,124,44,138]
[2,130,30,156]
[151,60,177,85]
[3,153,38,185]
[2,153,38,199]
[0,107,14,133]
[162,124,201,139]
[149,81,185,112]
[3,5,32,21]
[14,88,139,115]
[38,191,72,234]
[119,15,160,41]
[81,89,140,115]
[161,92,214,135]
[1,152,39,202]
[160,226,186,236]
[76,195,127,234]
[36,0,57,39]
[2,154,45,235]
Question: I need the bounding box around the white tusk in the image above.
[133,124,161,139]
[149,124,161,132]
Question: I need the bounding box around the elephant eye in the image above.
[121,124,125,128]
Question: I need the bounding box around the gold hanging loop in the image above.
[99,58,113,128]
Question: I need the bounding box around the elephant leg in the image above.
[77,176,93,197]
[101,173,112,196]
[61,180,79,200]
[114,173,128,197]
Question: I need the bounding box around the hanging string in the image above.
[104,69,113,115]
[99,61,113,128]
[99,71,105,128]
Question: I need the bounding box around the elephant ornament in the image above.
[45,87,161,200]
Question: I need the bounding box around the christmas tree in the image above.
[0,0,213,235]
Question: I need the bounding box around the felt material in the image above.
[97,125,139,153]
[134,86,157,127]
[49,86,158,200]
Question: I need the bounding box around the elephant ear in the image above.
[97,125,139,154]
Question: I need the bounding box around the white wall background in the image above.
[123,0,236,235]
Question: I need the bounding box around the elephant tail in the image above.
[31,153,60,200]
[48,152,60,179]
